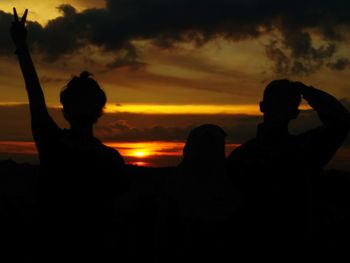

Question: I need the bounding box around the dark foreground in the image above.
[1,159,350,261]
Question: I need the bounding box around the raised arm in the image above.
[295,82,350,128]
[294,82,350,167]
[10,8,49,120]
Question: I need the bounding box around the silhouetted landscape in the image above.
[1,158,350,261]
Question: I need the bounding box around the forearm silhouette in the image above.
[10,8,50,121]
[296,83,350,127]
[294,82,350,167]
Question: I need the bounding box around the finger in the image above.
[21,9,28,25]
[13,8,19,22]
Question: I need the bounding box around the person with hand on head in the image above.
[227,79,350,257]
[10,8,127,262]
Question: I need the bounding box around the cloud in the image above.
[327,58,350,71]
[0,104,67,141]
[265,34,342,76]
[40,75,66,84]
[107,43,146,70]
[96,119,194,142]
[0,10,42,55]
[2,1,350,73]
[265,41,290,75]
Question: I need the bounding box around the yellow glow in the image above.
[48,103,264,115]
[32,103,263,115]
[134,151,148,158]
[135,151,145,157]
[105,141,240,160]
[106,103,310,115]
[3,102,310,115]
[106,141,185,157]
[104,103,262,115]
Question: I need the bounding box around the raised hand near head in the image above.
[11,8,28,46]
[292,81,312,96]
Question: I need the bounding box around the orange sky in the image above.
[1,1,350,107]
[0,140,237,166]
[0,0,349,168]
[0,140,348,170]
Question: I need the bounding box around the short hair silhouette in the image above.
[60,71,106,123]
[260,79,301,121]
[183,124,226,163]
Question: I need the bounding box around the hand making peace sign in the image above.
[10,8,28,46]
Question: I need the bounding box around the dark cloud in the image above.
[0,104,67,141]
[327,58,350,71]
[0,10,42,55]
[96,119,194,142]
[265,41,291,75]
[107,43,146,70]
[266,34,339,76]
[282,30,336,60]
[40,76,66,84]
[2,1,350,73]
[0,104,32,141]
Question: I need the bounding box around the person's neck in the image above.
[262,121,289,131]
[257,119,290,139]
[69,122,94,139]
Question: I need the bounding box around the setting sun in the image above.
[134,151,148,158]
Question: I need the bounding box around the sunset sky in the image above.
[0,0,349,168]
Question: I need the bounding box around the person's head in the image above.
[183,124,226,164]
[260,79,301,124]
[60,71,106,125]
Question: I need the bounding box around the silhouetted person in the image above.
[227,79,350,256]
[160,124,238,262]
[10,8,126,262]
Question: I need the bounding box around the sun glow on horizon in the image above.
[133,151,149,158]
[106,141,185,158]
[131,161,150,166]
[1,102,311,115]
[104,104,261,115]
[0,140,348,169]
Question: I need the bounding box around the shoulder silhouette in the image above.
[227,79,350,257]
